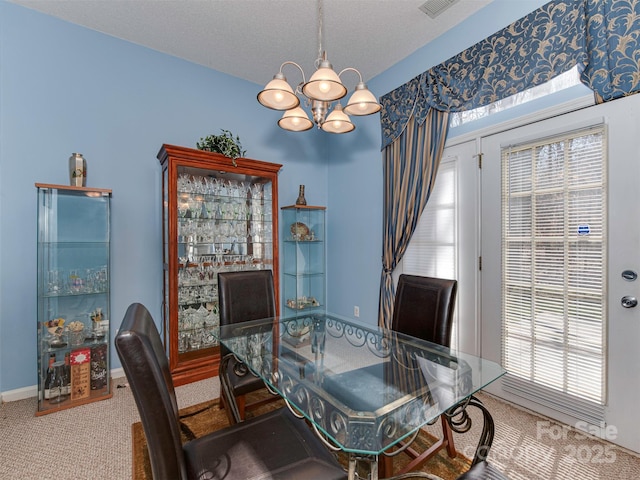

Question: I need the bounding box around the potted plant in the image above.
[196,129,246,166]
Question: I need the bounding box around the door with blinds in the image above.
[481,93,640,453]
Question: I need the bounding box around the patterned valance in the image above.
[380,0,640,149]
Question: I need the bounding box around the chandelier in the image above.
[257,0,381,134]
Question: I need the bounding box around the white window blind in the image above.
[404,159,457,279]
[403,159,458,344]
[501,125,607,423]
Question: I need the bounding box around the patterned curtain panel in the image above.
[379,110,449,329]
[380,0,640,149]
[581,0,640,101]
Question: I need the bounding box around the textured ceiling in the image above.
[9,0,493,87]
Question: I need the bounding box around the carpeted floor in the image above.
[3,376,640,479]
[132,395,471,480]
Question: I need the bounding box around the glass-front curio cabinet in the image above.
[281,206,326,315]
[36,183,112,415]
[158,144,281,385]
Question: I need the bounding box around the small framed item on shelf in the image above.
[70,348,91,401]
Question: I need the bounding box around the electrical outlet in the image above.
[354,306,360,317]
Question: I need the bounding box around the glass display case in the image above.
[36,183,112,415]
[281,206,326,315]
[158,144,281,385]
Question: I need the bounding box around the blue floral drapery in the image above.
[582,0,640,101]
[379,110,449,329]
[380,0,640,149]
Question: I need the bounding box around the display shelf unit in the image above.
[35,183,112,416]
[158,144,281,385]
[281,205,326,315]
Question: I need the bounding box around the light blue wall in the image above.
[0,1,329,392]
[1,0,586,393]
[325,0,552,323]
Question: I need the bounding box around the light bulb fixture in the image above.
[321,103,354,134]
[302,54,347,102]
[344,80,382,116]
[257,72,300,111]
[278,106,314,132]
[256,0,380,134]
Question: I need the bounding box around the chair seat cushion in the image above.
[322,363,424,412]
[183,407,347,480]
[456,461,510,480]
[280,346,315,378]
[321,364,396,411]
[224,357,267,396]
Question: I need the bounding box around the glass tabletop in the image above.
[216,312,506,455]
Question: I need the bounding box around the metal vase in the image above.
[69,153,87,187]
[295,184,307,206]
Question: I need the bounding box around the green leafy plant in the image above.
[196,129,246,160]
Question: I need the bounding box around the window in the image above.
[501,125,607,422]
[403,159,457,279]
[450,66,581,128]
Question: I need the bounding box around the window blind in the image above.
[501,125,607,424]
[404,159,456,278]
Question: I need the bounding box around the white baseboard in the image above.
[1,385,37,403]
[1,368,126,403]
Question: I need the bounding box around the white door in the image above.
[445,140,481,356]
[481,94,640,453]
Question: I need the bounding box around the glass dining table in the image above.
[215,312,506,480]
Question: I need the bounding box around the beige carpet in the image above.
[454,394,640,480]
[2,376,640,479]
[132,395,471,480]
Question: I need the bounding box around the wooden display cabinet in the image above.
[158,144,281,385]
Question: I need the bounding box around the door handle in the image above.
[621,296,638,308]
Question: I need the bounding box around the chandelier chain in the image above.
[316,0,324,65]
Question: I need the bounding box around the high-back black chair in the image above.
[392,274,457,346]
[391,274,458,474]
[390,276,510,480]
[115,302,347,480]
[217,270,279,422]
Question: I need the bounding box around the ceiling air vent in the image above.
[419,0,460,19]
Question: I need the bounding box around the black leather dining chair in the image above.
[392,274,457,348]
[115,302,348,480]
[390,274,458,473]
[217,270,280,423]
[392,275,510,480]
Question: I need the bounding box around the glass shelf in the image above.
[281,206,326,315]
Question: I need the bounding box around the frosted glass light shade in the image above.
[344,82,382,116]
[278,107,314,131]
[257,74,300,110]
[302,59,347,102]
[321,103,354,134]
